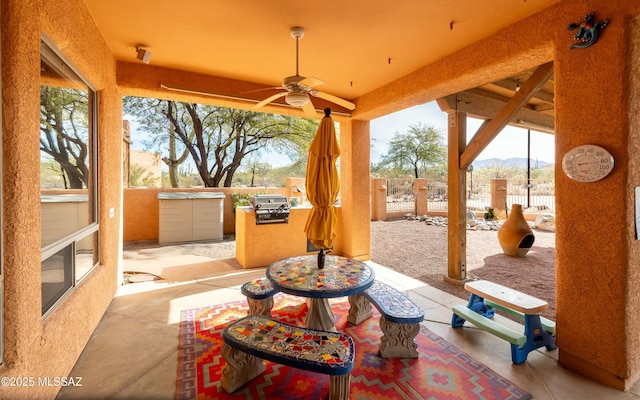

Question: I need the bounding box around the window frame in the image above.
[40,34,100,319]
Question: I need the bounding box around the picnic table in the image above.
[452,280,556,364]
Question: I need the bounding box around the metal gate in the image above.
[385,179,416,214]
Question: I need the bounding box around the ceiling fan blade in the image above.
[254,92,287,109]
[312,91,356,110]
[242,86,285,94]
[299,76,325,88]
[301,100,317,118]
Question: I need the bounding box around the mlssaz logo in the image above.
[37,376,83,387]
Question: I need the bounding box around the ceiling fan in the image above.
[253,27,356,118]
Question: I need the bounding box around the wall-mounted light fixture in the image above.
[135,46,151,64]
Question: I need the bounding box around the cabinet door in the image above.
[159,199,193,243]
[192,198,223,240]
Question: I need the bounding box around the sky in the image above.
[369,101,555,165]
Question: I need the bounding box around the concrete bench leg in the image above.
[329,374,351,400]
[246,297,274,316]
[379,317,420,358]
[347,294,373,325]
[220,343,266,393]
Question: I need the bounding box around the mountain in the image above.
[472,157,553,169]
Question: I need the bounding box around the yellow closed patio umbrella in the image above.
[305,108,340,268]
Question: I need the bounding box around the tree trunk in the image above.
[250,167,255,187]
[168,123,179,188]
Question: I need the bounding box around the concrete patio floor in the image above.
[56,239,640,399]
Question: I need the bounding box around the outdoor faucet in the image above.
[290,186,302,207]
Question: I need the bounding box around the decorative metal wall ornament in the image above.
[568,13,608,49]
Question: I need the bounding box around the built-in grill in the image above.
[250,194,290,225]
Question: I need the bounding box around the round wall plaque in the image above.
[561,144,614,182]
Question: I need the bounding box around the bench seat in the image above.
[484,299,556,336]
[362,280,425,323]
[348,280,424,358]
[452,305,527,347]
[241,277,279,316]
[221,315,354,399]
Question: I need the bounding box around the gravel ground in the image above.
[370,219,556,320]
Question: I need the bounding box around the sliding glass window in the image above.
[40,36,99,318]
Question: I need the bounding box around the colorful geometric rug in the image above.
[176,294,531,400]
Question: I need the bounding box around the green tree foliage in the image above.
[375,122,446,178]
[129,164,159,188]
[123,96,317,187]
[40,86,90,189]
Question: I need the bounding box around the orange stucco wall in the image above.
[1,0,122,398]
[552,4,635,387]
[235,206,345,268]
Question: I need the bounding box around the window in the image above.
[40,36,99,317]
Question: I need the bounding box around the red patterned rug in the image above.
[176,294,531,400]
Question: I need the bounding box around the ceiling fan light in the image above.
[285,92,309,107]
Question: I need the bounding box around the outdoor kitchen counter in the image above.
[235,205,343,269]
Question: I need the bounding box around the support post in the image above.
[445,111,467,284]
[414,178,428,215]
[371,178,388,221]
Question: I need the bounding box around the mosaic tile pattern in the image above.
[267,255,374,298]
[222,314,354,375]
[364,281,424,323]
[241,277,279,299]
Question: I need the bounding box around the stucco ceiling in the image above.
[83,0,557,130]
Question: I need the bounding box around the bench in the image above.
[452,305,527,348]
[451,280,556,364]
[221,315,355,399]
[484,299,556,336]
[241,277,279,316]
[347,280,424,358]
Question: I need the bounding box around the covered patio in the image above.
[4,0,640,398]
[57,241,640,399]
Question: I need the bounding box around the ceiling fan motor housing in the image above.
[283,75,309,90]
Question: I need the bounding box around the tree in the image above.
[129,164,159,188]
[377,122,446,178]
[124,96,317,187]
[239,156,272,187]
[40,86,90,189]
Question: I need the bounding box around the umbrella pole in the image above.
[318,248,325,269]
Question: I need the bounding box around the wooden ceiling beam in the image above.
[534,103,555,112]
[436,91,554,134]
[436,96,457,113]
[459,61,554,169]
[452,90,554,133]
[488,78,555,104]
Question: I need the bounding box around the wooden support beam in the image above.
[459,62,554,170]
[441,91,555,134]
[445,110,467,284]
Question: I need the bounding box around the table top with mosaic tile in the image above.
[266,255,374,298]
